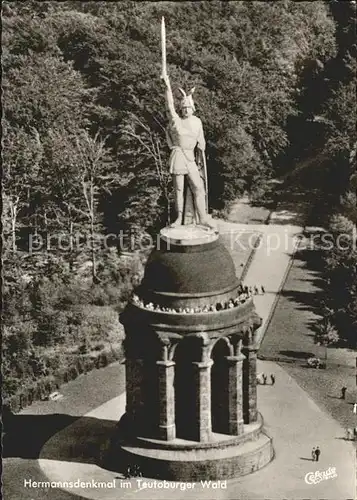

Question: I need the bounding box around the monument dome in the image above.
[142,231,239,295]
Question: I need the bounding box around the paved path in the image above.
[3,213,356,499]
[218,217,302,345]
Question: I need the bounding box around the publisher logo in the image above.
[305,467,337,485]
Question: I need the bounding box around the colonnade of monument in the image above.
[124,328,258,443]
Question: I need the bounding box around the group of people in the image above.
[257,373,275,385]
[311,446,321,462]
[132,284,266,314]
[124,464,142,479]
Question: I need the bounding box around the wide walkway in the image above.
[218,213,302,345]
[4,212,356,500]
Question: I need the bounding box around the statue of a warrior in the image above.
[163,73,214,229]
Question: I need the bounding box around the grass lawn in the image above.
[261,244,357,433]
[15,361,126,418]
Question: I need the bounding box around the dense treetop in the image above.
[3,0,341,234]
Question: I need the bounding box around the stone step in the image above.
[118,432,273,480]
[122,432,271,461]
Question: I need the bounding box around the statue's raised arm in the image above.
[162,73,176,120]
[160,18,215,231]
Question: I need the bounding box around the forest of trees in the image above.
[2,1,356,408]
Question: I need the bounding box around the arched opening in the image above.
[174,337,201,440]
[211,338,230,434]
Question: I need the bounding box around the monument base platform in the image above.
[160,223,218,246]
[103,415,274,481]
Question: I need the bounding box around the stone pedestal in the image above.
[110,225,273,480]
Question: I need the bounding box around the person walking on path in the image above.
[311,447,316,461]
[315,446,321,462]
[262,374,267,385]
[125,465,132,479]
[133,464,142,477]
[353,403,357,414]
[341,386,347,399]
[270,374,275,385]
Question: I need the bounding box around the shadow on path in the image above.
[3,412,77,459]
[3,412,118,465]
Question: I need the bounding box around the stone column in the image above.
[125,358,144,422]
[192,359,213,442]
[156,359,176,440]
[226,353,245,435]
[242,344,258,423]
